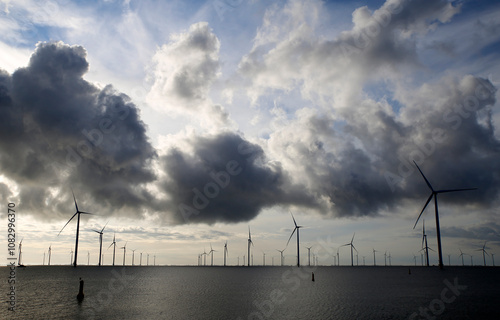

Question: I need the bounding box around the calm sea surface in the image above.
[1,266,499,319]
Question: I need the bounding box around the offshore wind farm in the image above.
[1,0,500,318]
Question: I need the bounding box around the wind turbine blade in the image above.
[71,189,80,213]
[290,212,298,228]
[101,221,109,233]
[351,233,355,243]
[413,161,434,191]
[286,228,297,247]
[58,212,78,236]
[437,188,477,194]
[413,194,433,229]
[428,247,436,252]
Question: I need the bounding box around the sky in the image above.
[1,0,499,267]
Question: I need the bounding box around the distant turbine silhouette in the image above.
[202,248,207,266]
[121,242,127,266]
[373,248,378,266]
[384,251,387,266]
[388,252,392,266]
[342,233,357,266]
[248,226,254,267]
[459,249,466,266]
[305,246,313,266]
[421,220,430,267]
[58,190,92,267]
[48,244,52,266]
[209,243,216,266]
[413,254,417,266]
[412,161,477,269]
[223,241,228,267]
[70,250,73,265]
[421,220,435,267]
[262,251,266,266]
[492,253,495,266]
[87,251,90,265]
[140,252,143,266]
[476,242,489,266]
[18,238,24,266]
[336,248,340,266]
[108,233,117,266]
[131,249,137,266]
[93,222,108,266]
[286,212,303,267]
[276,249,285,266]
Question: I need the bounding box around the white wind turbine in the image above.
[286,212,303,267]
[92,222,108,266]
[342,233,357,267]
[223,241,228,266]
[248,226,254,266]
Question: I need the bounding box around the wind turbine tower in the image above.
[93,222,107,266]
[108,234,117,266]
[58,190,92,267]
[224,241,228,267]
[286,212,303,267]
[248,227,254,267]
[342,233,357,267]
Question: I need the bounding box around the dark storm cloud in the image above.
[159,132,313,225]
[0,42,157,220]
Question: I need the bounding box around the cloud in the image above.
[237,0,462,109]
[0,41,157,220]
[147,21,234,130]
[158,131,314,225]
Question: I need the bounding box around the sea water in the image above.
[1,266,499,319]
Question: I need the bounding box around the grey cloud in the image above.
[0,42,157,220]
[159,132,314,225]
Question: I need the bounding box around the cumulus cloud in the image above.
[147,22,231,128]
[238,0,462,110]
[0,42,157,220]
[158,131,314,225]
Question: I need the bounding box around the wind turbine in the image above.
[286,212,303,267]
[412,161,477,269]
[413,254,417,266]
[388,252,392,266]
[202,248,207,266]
[248,226,254,267]
[476,242,489,266]
[131,249,137,266]
[421,220,431,267]
[58,190,92,267]
[224,241,228,266]
[262,251,266,266]
[459,249,466,266]
[209,243,216,266]
[276,249,285,266]
[108,233,117,266]
[140,252,143,266]
[18,238,24,267]
[384,251,387,266]
[48,245,52,266]
[305,246,313,267]
[337,248,340,266]
[121,242,127,266]
[342,233,357,267]
[93,222,108,266]
[492,254,495,266]
[87,251,90,265]
[70,250,73,265]
[372,248,378,266]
